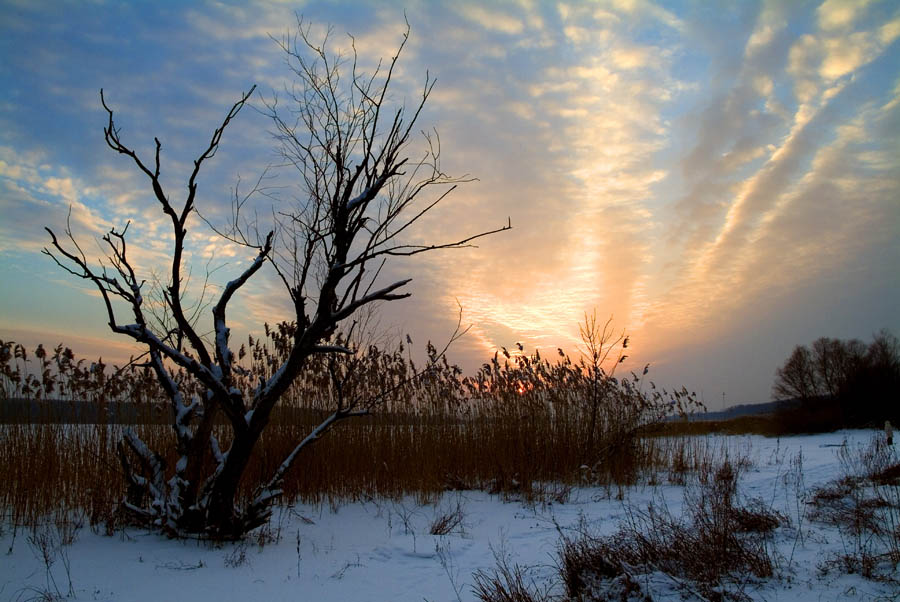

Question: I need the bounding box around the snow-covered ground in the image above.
[2,430,898,601]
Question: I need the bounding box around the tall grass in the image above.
[1,330,700,529]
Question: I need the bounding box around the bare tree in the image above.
[577,311,626,460]
[43,20,509,539]
[772,344,819,401]
[773,332,900,426]
[773,338,871,402]
[810,337,867,398]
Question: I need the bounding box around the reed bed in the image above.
[1,331,702,530]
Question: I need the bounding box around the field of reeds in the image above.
[7,334,900,600]
[0,325,702,531]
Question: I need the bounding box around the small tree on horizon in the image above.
[43,19,509,539]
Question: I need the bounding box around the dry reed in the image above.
[1,331,701,530]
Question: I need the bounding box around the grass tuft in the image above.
[558,459,782,601]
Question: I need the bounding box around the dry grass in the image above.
[558,459,784,601]
[0,403,685,529]
[811,434,900,582]
[470,450,783,602]
[0,335,701,530]
[429,498,467,536]
[472,543,554,602]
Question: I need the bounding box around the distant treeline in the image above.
[1,397,175,424]
[682,399,801,423]
[772,330,900,430]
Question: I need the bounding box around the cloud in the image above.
[610,0,684,32]
[645,57,899,354]
[735,109,896,302]
[410,0,689,361]
[43,177,79,205]
[820,31,885,80]
[0,146,112,252]
[610,46,654,70]
[817,0,872,31]
[456,4,525,35]
[788,11,900,104]
[618,1,900,397]
[1,0,898,404]
[184,3,295,42]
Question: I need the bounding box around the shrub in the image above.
[559,459,782,601]
[472,544,552,602]
[811,434,900,581]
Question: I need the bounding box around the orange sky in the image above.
[1,1,899,406]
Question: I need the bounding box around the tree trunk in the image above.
[204,429,261,537]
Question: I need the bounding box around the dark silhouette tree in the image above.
[838,330,900,425]
[772,345,818,401]
[43,20,509,539]
[772,331,900,428]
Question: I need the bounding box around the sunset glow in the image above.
[1,0,898,406]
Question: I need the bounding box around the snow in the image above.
[2,430,898,601]
[346,186,373,210]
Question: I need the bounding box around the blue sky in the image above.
[1,0,898,406]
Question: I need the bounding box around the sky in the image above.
[1,0,898,408]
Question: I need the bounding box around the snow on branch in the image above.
[331,278,412,323]
[213,231,274,372]
[249,409,342,513]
